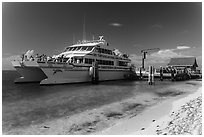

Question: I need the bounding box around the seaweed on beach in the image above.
[156,90,185,97]
[185,82,197,86]
[195,79,202,81]
[81,120,99,127]
[68,124,81,133]
[68,119,100,134]
[122,103,144,112]
[104,111,123,118]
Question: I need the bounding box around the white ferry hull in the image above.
[40,67,132,85]
[11,61,47,83]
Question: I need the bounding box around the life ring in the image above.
[89,66,93,77]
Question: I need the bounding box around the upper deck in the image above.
[58,36,130,62]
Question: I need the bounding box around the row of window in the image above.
[97,59,114,66]
[85,58,94,64]
[65,46,94,52]
[95,48,113,55]
[119,61,128,66]
[84,58,114,66]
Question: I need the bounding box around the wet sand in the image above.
[132,86,202,135]
[100,80,202,135]
[4,79,201,135]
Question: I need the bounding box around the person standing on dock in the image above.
[148,66,154,85]
[139,67,143,80]
[171,66,175,81]
[160,66,163,81]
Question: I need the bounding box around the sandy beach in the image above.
[4,79,202,135]
[131,87,202,135]
[99,80,202,135]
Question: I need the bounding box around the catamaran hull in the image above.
[14,66,47,83]
[40,68,132,85]
[11,61,47,83]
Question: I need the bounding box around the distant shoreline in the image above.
[2,70,16,71]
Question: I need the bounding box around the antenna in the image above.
[83,14,86,41]
[73,33,75,44]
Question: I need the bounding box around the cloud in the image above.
[2,57,15,70]
[7,55,21,61]
[129,48,192,68]
[2,52,12,57]
[109,23,123,27]
[130,45,198,68]
[2,55,22,70]
[150,24,163,29]
[179,29,189,34]
[176,46,191,50]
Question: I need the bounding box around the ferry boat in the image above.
[11,36,135,84]
[39,36,135,85]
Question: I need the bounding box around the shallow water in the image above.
[2,70,180,132]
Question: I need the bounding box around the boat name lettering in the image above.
[53,69,63,75]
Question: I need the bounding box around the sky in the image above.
[2,2,202,70]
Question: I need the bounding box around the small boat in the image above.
[11,51,47,83]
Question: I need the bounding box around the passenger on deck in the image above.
[30,55,34,61]
[47,56,52,61]
[24,55,27,61]
[35,54,40,61]
[21,54,25,61]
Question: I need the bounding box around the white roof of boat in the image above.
[70,41,108,47]
[70,42,100,47]
[64,53,88,58]
[55,51,91,58]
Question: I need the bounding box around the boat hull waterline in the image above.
[40,67,133,85]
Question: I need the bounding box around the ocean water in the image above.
[2,70,176,132]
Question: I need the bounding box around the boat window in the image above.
[106,50,109,54]
[76,46,82,51]
[96,59,114,66]
[105,49,108,54]
[70,47,77,51]
[101,48,105,53]
[98,48,102,53]
[95,47,99,52]
[108,50,113,55]
[86,46,94,51]
[85,58,94,64]
[103,49,106,53]
[64,47,70,52]
[98,60,102,64]
[68,47,74,51]
[108,61,111,65]
[81,46,88,51]
[98,48,113,55]
[119,61,128,66]
[73,47,78,51]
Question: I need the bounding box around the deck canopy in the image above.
[168,57,198,67]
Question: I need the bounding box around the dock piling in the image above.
[139,67,143,80]
[91,61,99,84]
[160,66,163,81]
[148,66,154,85]
[171,67,175,81]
